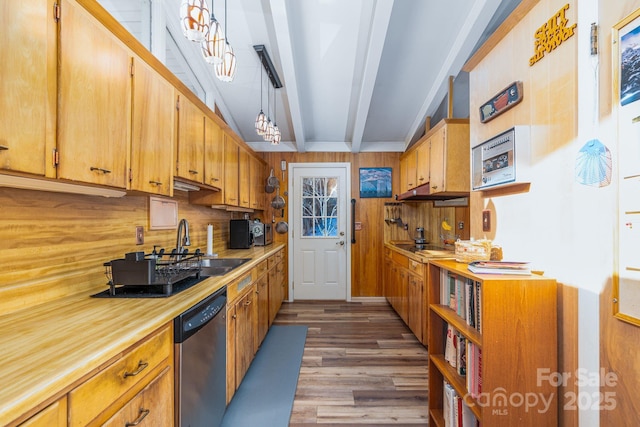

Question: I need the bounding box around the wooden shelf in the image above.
[430,354,482,420]
[430,304,482,346]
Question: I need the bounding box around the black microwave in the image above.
[229,219,253,249]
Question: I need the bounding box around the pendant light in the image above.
[214,0,236,82]
[255,65,267,135]
[201,0,224,64]
[180,0,210,43]
[264,81,274,141]
[272,85,281,145]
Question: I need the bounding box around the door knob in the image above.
[336,240,345,246]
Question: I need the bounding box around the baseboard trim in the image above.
[350,296,387,303]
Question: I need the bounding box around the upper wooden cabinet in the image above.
[428,119,469,195]
[176,92,205,185]
[0,0,56,178]
[57,0,131,189]
[250,156,265,211]
[416,142,430,187]
[400,150,417,192]
[223,135,239,206]
[238,147,251,208]
[129,57,174,196]
[204,116,224,189]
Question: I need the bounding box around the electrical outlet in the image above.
[135,226,144,245]
[482,210,491,232]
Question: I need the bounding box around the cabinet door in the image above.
[256,273,269,347]
[416,141,430,187]
[250,156,265,210]
[223,136,239,205]
[19,397,67,427]
[268,264,278,326]
[226,303,237,404]
[235,291,254,386]
[58,0,130,188]
[176,93,205,183]
[130,58,174,195]
[238,147,251,208]
[408,273,423,341]
[428,126,446,193]
[0,0,55,177]
[204,117,224,188]
[102,365,173,427]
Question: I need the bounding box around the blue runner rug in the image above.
[221,325,308,427]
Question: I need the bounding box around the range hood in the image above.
[396,183,469,202]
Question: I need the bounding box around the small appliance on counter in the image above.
[414,227,427,248]
[252,219,273,246]
[229,219,253,249]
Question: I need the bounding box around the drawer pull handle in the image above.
[124,360,149,378]
[125,408,150,426]
[0,145,8,151]
[245,299,252,306]
[148,180,163,186]
[90,166,112,174]
[189,169,199,175]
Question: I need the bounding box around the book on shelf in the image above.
[466,342,483,399]
[457,335,466,376]
[443,380,479,427]
[467,260,531,275]
[444,324,458,368]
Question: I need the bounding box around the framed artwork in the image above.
[359,167,392,198]
[613,8,640,327]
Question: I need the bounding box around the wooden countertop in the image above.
[0,243,285,426]
[385,241,455,263]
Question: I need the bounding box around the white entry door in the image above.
[289,163,351,300]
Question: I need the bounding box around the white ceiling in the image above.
[98,0,521,153]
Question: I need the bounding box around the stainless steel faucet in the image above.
[176,218,191,258]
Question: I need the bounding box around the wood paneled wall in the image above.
[0,187,236,315]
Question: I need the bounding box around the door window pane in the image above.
[301,177,339,237]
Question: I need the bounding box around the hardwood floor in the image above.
[273,300,429,426]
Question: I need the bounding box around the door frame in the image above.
[287,162,352,302]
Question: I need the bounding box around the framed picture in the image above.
[359,167,392,198]
[613,8,640,327]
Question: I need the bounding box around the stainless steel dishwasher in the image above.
[174,287,227,427]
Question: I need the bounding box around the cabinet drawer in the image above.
[408,259,423,276]
[275,249,283,263]
[68,324,172,426]
[391,251,409,268]
[19,397,67,427]
[267,254,277,269]
[255,259,268,277]
[227,271,254,303]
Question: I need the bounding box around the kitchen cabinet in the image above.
[399,149,417,192]
[222,135,240,206]
[57,0,131,189]
[19,397,67,427]
[102,365,173,427]
[416,141,430,187]
[250,155,266,210]
[226,271,256,402]
[255,260,269,348]
[129,57,174,196]
[268,248,285,326]
[427,119,469,195]
[175,92,205,185]
[68,323,173,426]
[0,0,56,178]
[204,116,224,189]
[407,258,424,343]
[239,147,251,208]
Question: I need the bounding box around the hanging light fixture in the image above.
[264,81,274,141]
[180,0,210,43]
[201,1,224,64]
[214,0,236,82]
[255,66,267,135]
[272,85,281,145]
[253,45,283,143]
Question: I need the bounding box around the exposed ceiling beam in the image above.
[350,0,394,153]
[404,0,503,147]
[270,0,306,153]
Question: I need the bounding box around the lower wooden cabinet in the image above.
[102,365,173,427]
[19,397,67,427]
[384,247,426,344]
[267,249,285,326]
[255,267,269,348]
[68,323,173,426]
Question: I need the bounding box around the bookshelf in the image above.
[427,259,557,427]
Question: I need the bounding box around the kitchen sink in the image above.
[199,258,251,277]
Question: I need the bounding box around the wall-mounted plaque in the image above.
[479,81,523,123]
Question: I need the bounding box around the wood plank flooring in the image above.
[273,300,429,426]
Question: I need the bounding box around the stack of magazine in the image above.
[467,260,531,275]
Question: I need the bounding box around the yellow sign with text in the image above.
[529,3,576,66]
